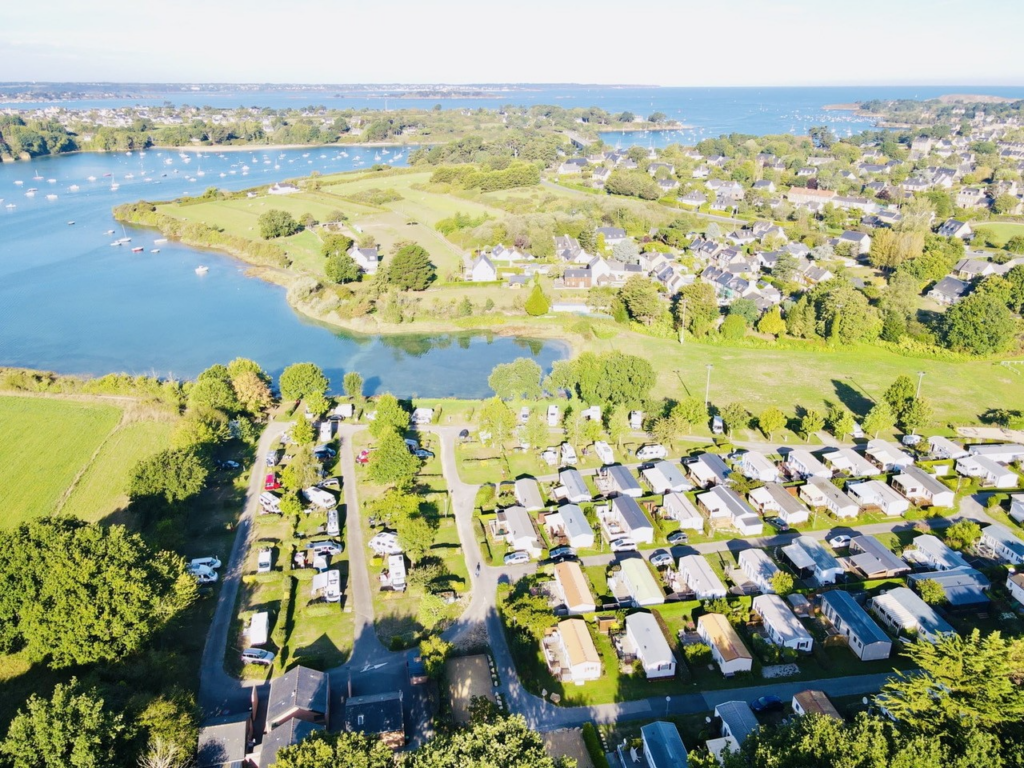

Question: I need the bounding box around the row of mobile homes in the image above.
[625,612,676,679]
[688,453,731,488]
[738,548,781,594]
[544,504,595,549]
[738,451,780,483]
[822,448,878,478]
[493,506,542,558]
[678,554,728,600]
[864,440,915,472]
[601,496,655,544]
[908,568,990,608]
[892,466,955,507]
[662,492,704,531]
[558,469,591,503]
[642,461,692,493]
[903,534,970,571]
[847,480,910,517]
[554,561,597,614]
[552,619,602,684]
[514,477,545,511]
[957,455,1019,488]
[786,450,832,479]
[616,559,665,607]
[980,523,1024,565]
[870,587,954,643]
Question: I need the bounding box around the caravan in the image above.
[327,508,340,536]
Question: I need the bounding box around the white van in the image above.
[547,405,561,427]
[560,443,578,466]
[325,570,342,602]
[326,508,340,537]
[249,612,269,646]
[259,492,281,514]
[636,444,668,461]
[712,416,724,435]
[594,440,615,465]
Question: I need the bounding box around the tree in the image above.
[943,292,1016,355]
[279,363,329,401]
[606,405,629,448]
[291,416,315,445]
[524,283,550,316]
[1,679,125,768]
[673,397,708,434]
[258,209,301,239]
[320,233,354,259]
[901,397,932,434]
[785,295,817,339]
[187,375,238,414]
[944,519,981,551]
[993,193,1019,215]
[272,731,393,768]
[304,391,331,419]
[281,444,322,491]
[405,714,566,768]
[917,578,946,606]
[343,371,364,401]
[170,407,230,452]
[719,314,747,340]
[772,252,799,282]
[129,449,209,509]
[756,306,786,337]
[883,374,916,423]
[0,519,195,667]
[757,407,786,439]
[488,358,543,400]
[719,403,749,437]
[705,222,722,241]
[367,429,420,488]
[728,298,760,326]
[827,404,856,441]
[325,253,360,284]
[522,410,548,450]
[648,112,667,123]
[676,280,719,337]
[799,409,825,442]
[1006,235,1024,255]
[619,276,663,325]
[368,393,408,439]
[548,352,654,407]
[232,371,273,415]
[612,238,640,263]
[420,636,453,680]
[649,415,679,450]
[863,401,895,438]
[809,278,880,344]
[384,244,435,290]
[479,397,517,448]
[770,571,794,597]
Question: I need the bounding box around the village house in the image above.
[753,595,813,651]
[748,483,810,525]
[738,548,781,594]
[614,558,665,607]
[847,480,911,517]
[268,182,300,195]
[891,465,955,507]
[554,561,596,614]
[266,666,330,732]
[493,506,541,558]
[937,218,973,239]
[820,590,892,661]
[838,230,872,255]
[871,587,955,643]
[677,554,728,600]
[467,254,497,282]
[799,477,859,519]
[792,691,842,720]
[557,469,591,504]
[738,450,780,483]
[785,449,832,479]
[514,477,545,511]
[980,523,1024,565]
[550,619,601,684]
[821,447,878,478]
[558,158,588,175]
[260,719,323,768]
[698,485,764,535]
[642,461,692,494]
[956,454,1019,488]
[782,536,843,584]
[698,612,753,677]
[927,436,968,459]
[686,452,732,487]
[544,504,594,549]
[348,245,380,274]
[662,492,705,531]
[864,440,915,472]
[712,701,759,759]
[625,612,676,679]
[848,535,911,578]
[600,496,654,544]
[197,713,252,768]
[344,692,405,750]
[596,226,627,246]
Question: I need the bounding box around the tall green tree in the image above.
[863,401,896,438]
[258,209,301,239]
[827,404,856,441]
[343,371,364,401]
[943,292,1016,355]
[367,429,420,488]
[405,714,569,768]
[524,283,550,316]
[272,731,393,768]
[757,407,786,439]
[488,358,543,400]
[719,403,750,438]
[945,519,981,550]
[479,397,517,448]
[325,253,360,284]
[522,410,549,450]
[320,233,354,259]
[368,393,408,439]
[384,244,435,290]
[619,276,663,325]
[279,363,329,401]
[672,397,708,434]
[799,409,825,441]
[677,280,719,337]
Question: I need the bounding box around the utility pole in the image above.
[705,364,713,406]
[678,298,687,345]
[916,371,925,399]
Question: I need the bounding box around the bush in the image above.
[582,723,611,768]
[524,284,550,316]
[258,209,301,239]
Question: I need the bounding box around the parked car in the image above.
[190,556,222,571]
[356,449,372,465]
[307,540,343,557]
[187,563,218,584]
[636,444,668,461]
[264,473,282,491]
[711,416,724,435]
[765,517,789,532]
[414,449,434,459]
[404,438,420,450]
[610,538,637,552]
[549,546,576,561]
[650,550,673,568]
[318,477,341,490]
[503,551,531,566]
[265,450,279,467]
[751,695,784,713]
[257,548,273,574]
[218,460,240,470]
[667,530,689,546]
[827,534,852,549]
[241,648,275,666]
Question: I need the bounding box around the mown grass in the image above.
[0,397,122,528]
[973,221,1024,247]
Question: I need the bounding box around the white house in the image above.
[891,466,955,508]
[848,535,911,578]
[1011,494,1024,524]
[791,690,842,720]
[1007,572,1024,609]
[738,549,781,594]
[864,440,915,472]
[739,451,780,483]
[625,612,676,679]
[956,455,1019,488]
[494,506,541,558]
[752,594,813,651]
[688,452,731,487]
[544,504,594,549]
[616,559,665,607]
[468,254,498,282]
[747,483,810,525]
[642,461,692,494]
[554,619,601,684]
[838,230,871,254]
[662,492,704,531]
[558,469,591,504]
[677,554,728,600]
[602,496,655,544]
[638,722,688,768]
[799,477,859,518]
[980,523,1024,565]
[785,450,832,479]
[821,448,878,477]
[698,613,753,677]
[904,534,970,571]
[714,701,760,747]
[348,245,380,274]
[554,561,596,614]
[820,590,892,661]
[847,480,911,517]
[514,477,545,511]
[871,587,955,643]
[603,465,644,498]
[782,536,843,584]
[928,436,968,460]
[697,486,763,535]
[968,443,1024,464]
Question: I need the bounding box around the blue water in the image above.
[0,148,566,396]
[7,84,1024,139]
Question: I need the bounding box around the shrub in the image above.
[258,209,301,239]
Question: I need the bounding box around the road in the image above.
[198,420,996,732]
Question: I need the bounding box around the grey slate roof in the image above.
[260,719,323,768]
[267,666,329,726]
[820,590,890,645]
[344,691,404,737]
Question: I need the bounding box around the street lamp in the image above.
[916,371,925,399]
[705,364,713,406]
[665,696,671,716]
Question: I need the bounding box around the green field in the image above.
[0,396,176,528]
[973,221,1024,247]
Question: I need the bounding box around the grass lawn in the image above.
[972,221,1024,247]
[0,396,122,527]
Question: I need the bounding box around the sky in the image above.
[4,0,1024,86]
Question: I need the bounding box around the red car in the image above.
[264,473,282,491]
[356,449,372,465]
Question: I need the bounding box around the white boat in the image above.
[25,191,35,197]
[46,194,58,201]
[5,204,14,209]
[150,249,160,253]
[374,153,381,160]
[32,174,43,181]
[110,241,121,246]
[110,183,120,191]
[87,176,97,182]
[105,229,115,235]
[14,180,23,185]
[154,238,167,245]
[47,178,56,183]
[67,221,74,225]
[69,185,80,191]
[195,265,209,275]
[125,173,134,179]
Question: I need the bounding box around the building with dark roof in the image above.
[259,719,323,768]
[344,691,405,749]
[197,713,252,768]
[266,666,330,731]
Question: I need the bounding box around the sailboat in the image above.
[195,265,209,275]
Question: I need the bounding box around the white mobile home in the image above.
[558,469,591,504]
[891,466,955,508]
[625,612,676,679]
[554,561,596,614]
[782,536,843,584]
[848,535,911,578]
[980,523,1024,565]
[738,549,781,594]
[697,485,763,535]
[928,435,968,460]
[871,587,955,643]
[687,452,731,488]
[514,477,545,511]
[739,451,780,483]
[747,483,810,525]
[494,506,541,558]
[799,477,859,518]
[821,447,878,477]
[661,492,704,531]
[752,594,813,651]
[1011,494,1024,524]
[903,534,969,571]
[968,443,1024,464]
[547,405,560,427]
[847,480,911,517]
[864,440,915,472]
[698,613,753,676]
[554,619,601,684]
[603,496,654,544]
[956,455,1019,488]
[603,465,644,498]
[677,554,728,600]
[616,559,665,607]
[820,590,892,661]
[642,461,692,494]
[785,449,832,479]
[544,505,594,549]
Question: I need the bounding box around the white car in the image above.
[827,535,852,549]
[610,538,638,552]
[636,444,668,461]
[593,441,615,465]
[257,548,273,574]
[190,556,222,571]
[325,570,342,602]
[504,550,531,566]
[560,442,578,465]
[649,551,673,568]
[369,531,402,556]
[241,648,275,666]
[187,563,218,583]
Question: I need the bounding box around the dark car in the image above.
[549,545,577,562]
[765,516,789,532]
[750,695,784,713]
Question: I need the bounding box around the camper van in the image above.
[302,487,337,509]
[636,444,668,461]
[561,443,578,465]
[249,612,269,646]
[547,405,561,427]
[327,508,340,536]
[712,416,724,435]
[594,441,615,465]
